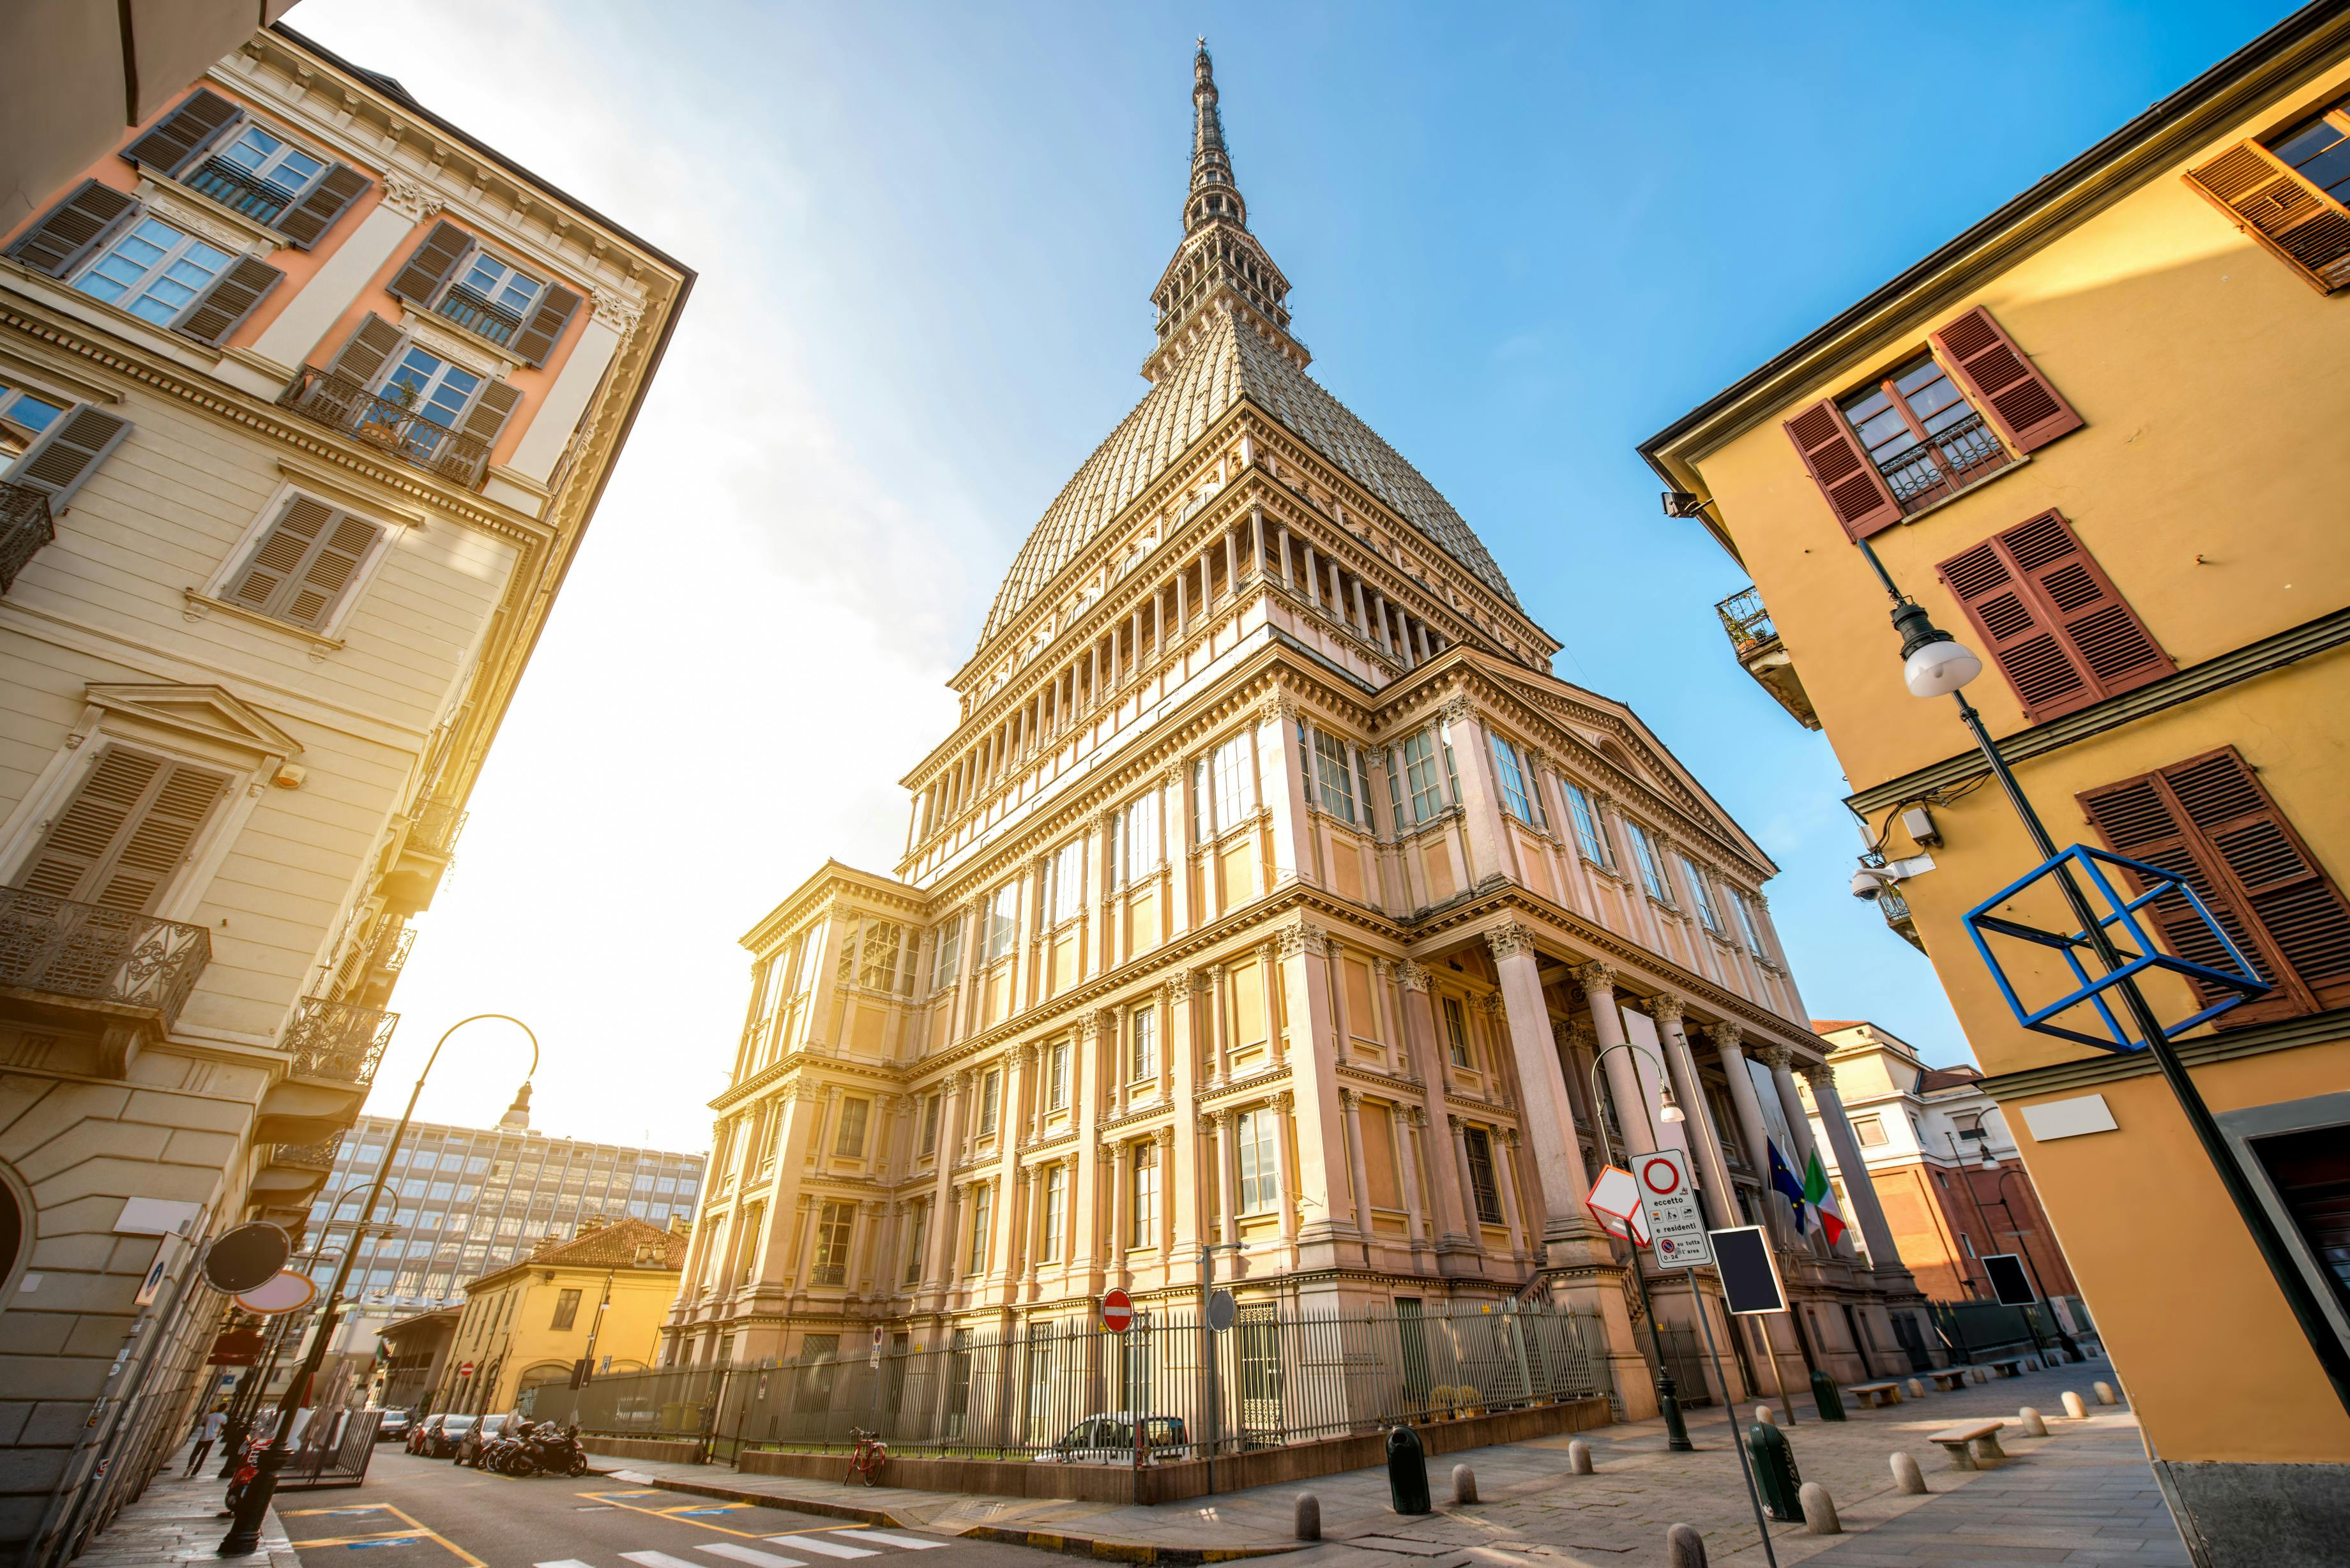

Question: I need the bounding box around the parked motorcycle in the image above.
[220,1437,269,1518]
[473,1419,587,1478]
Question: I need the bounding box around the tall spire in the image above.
[1146,40,1300,381]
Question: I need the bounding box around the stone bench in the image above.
[1929,1419,2010,1471]
[1926,1368,1970,1392]
[1847,1380,1904,1408]
[1985,1355,2032,1378]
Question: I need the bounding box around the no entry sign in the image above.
[457,1361,476,1377]
[1633,1149,1711,1270]
[1101,1288,1135,1333]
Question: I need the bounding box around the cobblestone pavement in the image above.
[62,1463,298,1568]
[604,1358,2187,1567]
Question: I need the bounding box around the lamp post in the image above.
[1856,539,2350,1417]
[221,1014,540,1555]
[1985,1158,2081,1362]
[1586,1039,1695,1452]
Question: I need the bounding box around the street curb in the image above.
[628,1474,917,1528]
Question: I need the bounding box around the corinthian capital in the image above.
[1396,960,1432,993]
[1572,960,1619,995]
[381,174,443,218]
[1438,692,1476,728]
[1262,687,1301,725]
[1703,1021,1743,1053]
[1278,923,1328,959]
[1483,921,1540,962]
[1753,1043,1795,1072]
[592,287,646,335]
[1649,993,1687,1029]
[1800,1060,1837,1093]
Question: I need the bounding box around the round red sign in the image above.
[458,1361,476,1376]
[1100,1288,1135,1333]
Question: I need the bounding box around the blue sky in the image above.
[292,0,2300,1147]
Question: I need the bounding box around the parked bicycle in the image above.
[846,1426,887,1488]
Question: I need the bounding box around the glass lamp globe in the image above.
[1903,637,1983,698]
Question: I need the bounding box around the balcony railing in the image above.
[183,156,303,224]
[1714,586,1778,658]
[0,481,54,594]
[409,799,469,858]
[1715,585,1820,730]
[1876,409,2012,515]
[0,886,211,1031]
[279,366,492,488]
[433,282,524,349]
[1876,885,1925,953]
[279,996,397,1087]
[271,1133,347,1169]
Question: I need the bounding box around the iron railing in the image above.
[0,886,211,1030]
[1876,409,2012,513]
[279,366,492,488]
[271,1134,347,1169]
[434,282,524,349]
[408,799,469,857]
[183,156,304,224]
[0,481,54,594]
[524,1302,1612,1464]
[279,996,397,1087]
[1713,586,1777,658]
[382,925,417,974]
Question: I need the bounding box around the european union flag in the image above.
[1768,1138,1809,1231]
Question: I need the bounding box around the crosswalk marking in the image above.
[765,1538,877,1559]
[696,1546,807,1568]
[535,1560,599,1568]
[622,1553,707,1568]
[832,1532,946,1551]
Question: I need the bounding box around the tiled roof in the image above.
[978,308,1521,647]
[526,1215,686,1272]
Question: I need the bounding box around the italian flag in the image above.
[1801,1149,1848,1248]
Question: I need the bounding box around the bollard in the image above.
[1744,1420,1804,1523]
[1568,1438,1595,1475]
[1385,1426,1432,1515]
[2019,1408,2048,1438]
[1811,1369,1847,1422]
[1906,1377,1927,1399]
[1799,1482,1841,1535]
[1752,1403,1777,1427]
[1452,1465,1478,1505]
[1664,1522,1707,1568]
[1890,1452,1927,1495]
[2062,1391,2088,1420]
[2094,1381,2118,1406]
[1294,1494,1321,1542]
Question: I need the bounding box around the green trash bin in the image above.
[1745,1420,1805,1523]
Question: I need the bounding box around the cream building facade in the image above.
[0,23,686,1565]
[664,47,1928,1413]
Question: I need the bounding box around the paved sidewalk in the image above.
[609,1359,2185,1566]
[63,1468,298,1568]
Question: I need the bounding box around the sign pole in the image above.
[1694,1279,1780,1568]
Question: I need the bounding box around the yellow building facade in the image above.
[1642,5,2350,1560]
[437,1217,686,1417]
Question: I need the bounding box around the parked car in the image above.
[454,1413,514,1466]
[375,1408,413,1443]
[406,1414,446,1455]
[1033,1413,1186,1463]
[419,1413,475,1458]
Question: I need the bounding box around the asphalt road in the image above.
[280,1450,1065,1568]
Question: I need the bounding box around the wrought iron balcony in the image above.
[1876,884,1925,953]
[0,481,54,594]
[409,799,469,857]
[433,282,524,349]
[279,996,397,1087]
[1715,586,1820,730]
[1876,409,2012,515]
[279,366,492,488]
[0,886,210,1032]
[271,1133,347,1169]
[183,156,303,224]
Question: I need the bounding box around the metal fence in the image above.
[524,1302,1612,1463]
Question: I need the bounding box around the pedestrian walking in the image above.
[185,1406,226,1476]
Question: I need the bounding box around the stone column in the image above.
[1488,924,1602,1262]
[1578,962,1662,1158]
[923,1073,966,1294]
[1155,1127,1178,1259]
[1438,693,1506,891]
[1276,923,1348,1255]
[1758,1044,1845,1256]
[1327,937,1354,1052]
[1110,1140,1133,1285]
[1397,1104,1429,1249]
[1208,964,1232,1084]
[1257,941,1282,1066]
[1339,1087,1373,1254]
[1374,958,1406,1076]
[1709,1025,1793,1246]
[1402,961,1472,1249]
[1111,1004,1132,1117]
[1655,997,1740,1231]
[1805,1062,1912,1281]
[1448,1115,1481,1233]
[1212,1110,1239,1248]
[1497,1127,1531,1260]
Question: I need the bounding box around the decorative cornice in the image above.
[1438,693,1476,727]
[380,173,444,219]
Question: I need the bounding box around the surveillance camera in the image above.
[1850,866,1892,900]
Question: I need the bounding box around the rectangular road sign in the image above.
[1632,1149,1711,1269]
[1982,1253,2038,1306]
[1709,1225,1788,1315]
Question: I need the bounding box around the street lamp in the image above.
[1856,538,2350,1417]
[1586,1039,1694,1452]
[221,1014,540,1555]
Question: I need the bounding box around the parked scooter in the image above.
[220,1436,269,1518]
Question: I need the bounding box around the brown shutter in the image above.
[120,88,243,177]
[1783,400,1903,539]
[2079,748,2350,1023]
[14,746,227,913]
[1930,307,2083,453]
[325,313,407,386]
[173,255,284,346]
[388,220,474,307]
[4,180,138,278]
[509,283,580,367]
[282,513,384,628]
[6,405,133,513]
[1937,511,2169,722]
[2183,140,2350,294]
[227,495,382,628]
[273,163,372,250]
[452,381,523,482]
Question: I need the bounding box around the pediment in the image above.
[82,684,302,758]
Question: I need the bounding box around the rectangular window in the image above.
[1563,780,1611,866]
[1835,354,2012,515]
[440,250,545,347]
[833,1098,869,1157]
[855,919,906,991]
[1680,855,1725,935]
[983,882,1019,962]
[1491,735,1533,823]
[978,1067,1002,1136]
[550,1288,581,1331]
[0,382,68,449]
[1853,1115,1889,1147]
[903,1201,928,1284]
[812,1202,853,1285]
[219,494,385,631]
[966,1184,991,1274]
[1313,729,1356,824]
[1211,735,1254,831]
[197,124,327,220]
[1123,794,1160,883]
[921,1093,941,1155]
[1736,894,1770,959]
[376,343,483,447]
[1050,839,1084,923]
[1402,731,1446,822]
[1441,996,1473,1070]
[1464,1127,1505,1225]
[1385,748,1406,827]
[931,915,963,992]
[1938,511,2170,723]
[1131,1143,1159,1246]
[1237,1108,1278,1214]
[1041,1166,1065,1260]
[1048,1041,1070,1110]
[75,216,232,325]
[1192,758,1208,843]
[1130,1007,1157,1082]
[1626,822,1670,903]
[1355,753,1379,833]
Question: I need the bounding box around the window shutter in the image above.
[454,381,522,480]
[5,404,133,513]
[508,283,580,368]
[1929,308,2082,453]
[273,163,372,250]
[14,746,227,913]
[120,88,243,177]
[172,255,284,345]
[2183,140,2350,294]
[387,220,474,307]
[2079,748,2350,1023]
[4,179,138,278]
[1783,399,1903,539]
[227,495,383,628]
[1937,511,2169,722]
[324,313,407,386]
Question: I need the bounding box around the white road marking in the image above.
[766,1539,877,1559]
[536,1559,600,1568]
[623,1553,707,1568]
[697,1546,807,1568]
[834,1532,948,1551]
